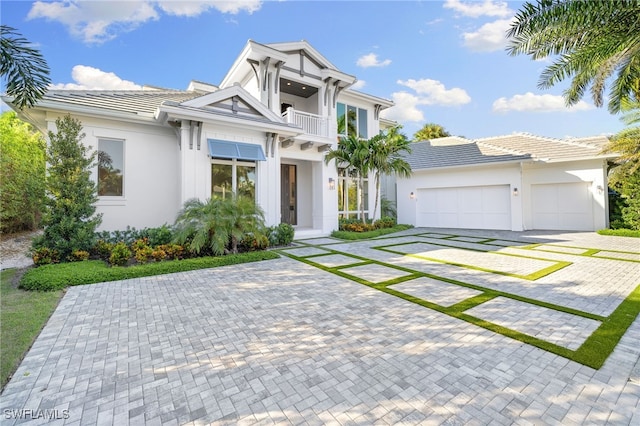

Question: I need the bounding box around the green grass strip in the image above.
[521,244,639,263]
[375,243,570,281]
[1,269,63,390]
[280,239,639,368]
[330,224,414,240]
[573,284,640,369]
[597,228,640,238]
[20,251,280,291]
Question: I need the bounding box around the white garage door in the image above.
[416,185,511,230]
[531,183,593,230]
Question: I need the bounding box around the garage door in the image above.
[531,183,593,230]
[416,185,511,230]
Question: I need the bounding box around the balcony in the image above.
[282,108,329,138]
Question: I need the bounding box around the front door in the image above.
[281,164,297,225]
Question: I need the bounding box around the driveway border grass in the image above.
[279,232,640,369]
[374,241,571,281]
[1,269,63,391]
[20,251,280,291]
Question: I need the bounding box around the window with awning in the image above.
[207,139,266,161]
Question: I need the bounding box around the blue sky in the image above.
[1,0,627,139]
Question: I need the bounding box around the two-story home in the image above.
[5,40,393,238]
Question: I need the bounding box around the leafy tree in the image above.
[413,123,451,141]
[325,135,372,223]
[0,111,45,233]
[605,126,640,229]
[33,115,102,259]
[507,0,640,114]
[368,126,412,219]
[0,25,51,110]
[173,195,266,255]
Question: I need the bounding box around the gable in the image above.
[179,85,284,123]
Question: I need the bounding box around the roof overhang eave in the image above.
[406,157,535,173]
[157,103,303,138]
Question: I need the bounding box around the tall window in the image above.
[337,167,368,219]
[98,139,124,196]
[211,159,256,199]
[337,103,368,139]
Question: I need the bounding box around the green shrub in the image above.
[173,196,267,255]
[93,239,113,260]
[95,225,174,247]
[331,224,414,240]
[109,242,131,266]
[69,250,89,262]
[374,216,396,229]
[32,247,60,266]
[240,233,269,252]
[134,246,154,264]
[597,228,640,238]
[0,111,46,233]
[268,223,295,246]
[20,251,280,291]
[35,115,101,259]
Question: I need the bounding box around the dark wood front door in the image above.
[281,164,297,225]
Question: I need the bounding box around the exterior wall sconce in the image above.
[513,188,519,196]
[328,178,336,190]
[597,185,604,194]
[410,191,415,199]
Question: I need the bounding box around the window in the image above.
[98,139,124,196]
[337,167,368,219]
[337,102,368,139]
[211,159,256,200]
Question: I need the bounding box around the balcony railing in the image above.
[282,108,329,138]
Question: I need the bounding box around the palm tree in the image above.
[324,135,371,223]
[413,123,450,141]
[1,25,51,110]
[173,196,266,255]
[369,126,412,219]
[507,0,640,114]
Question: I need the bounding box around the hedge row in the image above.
[20,251,280,291]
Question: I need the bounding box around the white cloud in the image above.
[397,78,471,106]
[351,80,366,90]
[443,0,512,18]
[356,53,391,68]
[51,65,143,90]
[27,0,262,44]
[158,0,262,16]
[492,92,593,113]
[380,92,424,122]
[462,18,512,52]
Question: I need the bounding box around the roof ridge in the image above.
[475,139,529,157]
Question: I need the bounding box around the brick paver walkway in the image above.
[1,229,639,425]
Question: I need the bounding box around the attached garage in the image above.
[395,134,615,232]
[531,182,594,231]
[416,185,511,230]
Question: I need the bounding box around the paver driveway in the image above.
[1,229,639,425]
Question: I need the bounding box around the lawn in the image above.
[0,269,63,390]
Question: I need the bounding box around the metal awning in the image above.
[207,139,266,161]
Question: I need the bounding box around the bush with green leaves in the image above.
[0,111,46,233]
[94,224,174,247]
[109,242,131,266]
[267,223,295,246]
[32,115,102,260]
[20,251,280,291]
[173,195,267,255]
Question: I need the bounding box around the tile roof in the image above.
[405,139,531,170]
[406,133,613,170]
[39,89,201,117]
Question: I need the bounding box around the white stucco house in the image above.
[393,134,617,232]
[4,40,393,238]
